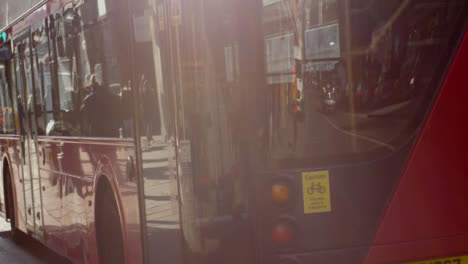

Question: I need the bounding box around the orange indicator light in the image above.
[271,183,289,203]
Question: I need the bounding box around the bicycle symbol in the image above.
[307,182,326,195]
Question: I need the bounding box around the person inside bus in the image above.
[80,69,120,138]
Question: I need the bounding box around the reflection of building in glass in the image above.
[263,0,340,160]
[304,0,340,73]
[262,0,297,84]
[262,0,340,80]
[265,33,294,84]
[265,0,466,162]
[305,23,340,72]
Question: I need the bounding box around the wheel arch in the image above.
[93,157,128,263]
[2,155,15,220]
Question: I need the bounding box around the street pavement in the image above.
[0,218,69,264]
[140,136,183,264]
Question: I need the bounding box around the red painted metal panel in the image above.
[365,30,468,263]
[35,137,142,264]
[0,136,26,233]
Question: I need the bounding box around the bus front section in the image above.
[89,0,468,263]
[134,0,468,264]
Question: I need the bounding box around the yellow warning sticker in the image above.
[302,170,331,214]
[404,255,468,264]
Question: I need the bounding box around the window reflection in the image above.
[30,4,135,138]
[158,0,265,263]
[265,0,467,166]
[0,63,15,134]
[32,26,51,135]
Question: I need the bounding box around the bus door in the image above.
[131,2,184,262]
[135,0,264,263]
[14,32,44,240]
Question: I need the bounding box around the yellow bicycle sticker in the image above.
[302,170,331,213]
[404,255,468,264]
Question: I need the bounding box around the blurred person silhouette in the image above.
[141,77,155,143]
[80,65,120,137]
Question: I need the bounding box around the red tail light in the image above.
[272,222,295,246]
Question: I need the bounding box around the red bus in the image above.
[0,0,467,263]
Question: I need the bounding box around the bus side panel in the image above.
[83,141,142,264]
[37,138,142,264]
[0,137,21,218]
[0,140,7,216]
[59,139,94,264]
[365,29,468,264]
[37,138,66,257]
[6,136,27,234]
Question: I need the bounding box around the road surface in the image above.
[0,218,69,264]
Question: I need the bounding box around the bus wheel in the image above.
[4,167,23,243]
[96,179,125,264]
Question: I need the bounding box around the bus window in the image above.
[20,39,39,138]
[265,0,468,168]
[44,13,82,137]
[76,4,133,138]
[34,22,54,136]
[0,0,43,29]
[0,62,15,134]
[41,6,134,138]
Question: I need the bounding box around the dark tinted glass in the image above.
[266,0,467,167]
[76,2,134,138]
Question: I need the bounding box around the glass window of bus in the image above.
[29,27,46,136]
[7,55,19,134]
[33,22,54,136]
[14,46,25,134]
[13,39,37,136]
[0,61,15,134]
[0,0,43,29]
[74,2,133,138]
[19,40,38,137]
[44,12,82,137]
[264,0,468,168]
